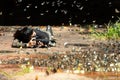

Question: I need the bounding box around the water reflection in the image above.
[2,0,120,25]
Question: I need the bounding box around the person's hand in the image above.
[27,38,36,47]
[37,41,44,47]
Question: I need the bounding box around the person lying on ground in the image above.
[12,26,56,48]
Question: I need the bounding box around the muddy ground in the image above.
[0,26,120,80]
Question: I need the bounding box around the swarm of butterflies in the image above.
[1,40,120,73]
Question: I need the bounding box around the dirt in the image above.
[0,26,120,80]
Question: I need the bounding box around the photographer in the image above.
[12,26,56,48]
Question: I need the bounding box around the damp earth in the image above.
[0,26,120,80]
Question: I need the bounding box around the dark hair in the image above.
[14,27,33,43]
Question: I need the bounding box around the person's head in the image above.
[14,27,34,43]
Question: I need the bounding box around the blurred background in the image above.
[0,0,120,25]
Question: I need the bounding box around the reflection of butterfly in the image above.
[24,8,26,11]
[35,6,38,8]
[79,6,84,10]
[26,5,30,8]
[18,0,22,3]
[55,10,58,13]
[41,2,45,5]
[115,8,120,13]
[26,16,31,19]
[40,13,44,15]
